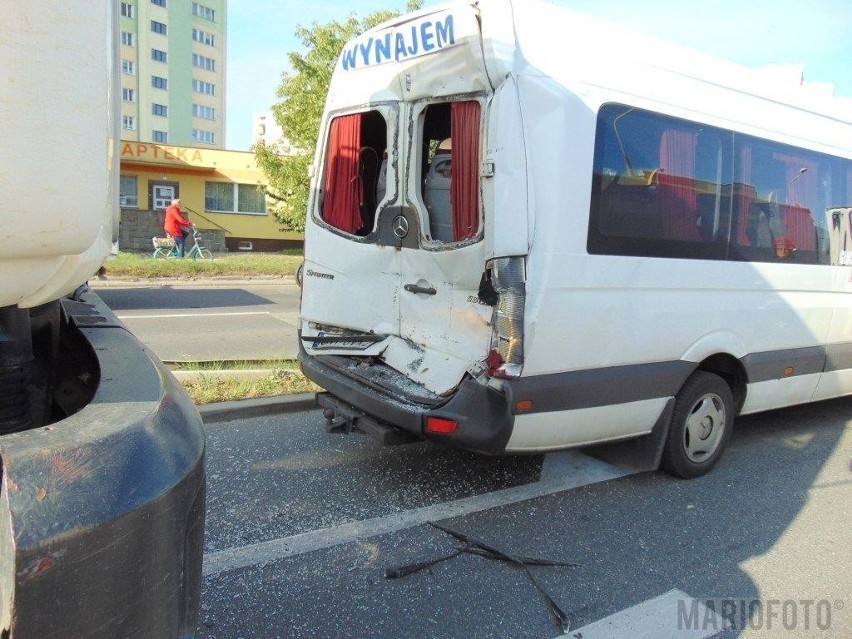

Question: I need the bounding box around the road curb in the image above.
[171,369,280,383]
[89,275,297,289]
[198,393,318,424]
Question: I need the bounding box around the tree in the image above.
[256,2,423,234]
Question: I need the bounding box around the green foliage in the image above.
[180,363,322,405]
[255,2,423,233]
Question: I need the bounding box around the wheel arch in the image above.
[695,353,748,415]
[681,332,749,415]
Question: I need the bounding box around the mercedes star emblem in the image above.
[392,215,409,238]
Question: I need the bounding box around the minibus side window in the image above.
[419,100,481,243]
[589,103,852,266]
[589,104,730,260]
[320,110,387,236]
[731,136,826,265]
[826,161,852,266]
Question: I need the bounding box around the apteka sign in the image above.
[340,13,457,70]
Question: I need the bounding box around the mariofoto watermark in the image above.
[678,597,845,632]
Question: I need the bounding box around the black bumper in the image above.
[298,342,514,454]
[0,290,205,639]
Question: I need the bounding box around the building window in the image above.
[120,175,138,207]
[192,2,215,21]
[192,28,216,47]
[152,48,168,63]
[152,130,168,143]
[205,183,266,215]
[151,75,168,90]
[205,182,233,211]
[192,54,215,72]
[122,115,136,130]
[121,60,135,75]
[152,103,168,117]
[192,79,216,96]
[151,20,167,35]
[238,185,266,215]
[121,31,135,46]
[192,104,215,120]
[192,129,215,145]
[121,2,135,18]
[122,88,135,102]
[151,0,166,6]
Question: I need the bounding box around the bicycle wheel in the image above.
[191,248,212,260]
[153,247,171,259]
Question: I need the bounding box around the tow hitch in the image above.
[317,392,418,446]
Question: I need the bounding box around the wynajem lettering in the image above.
[341,15,455,70]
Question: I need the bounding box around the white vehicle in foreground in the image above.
[299,0,852,478]
[0,4,204,637]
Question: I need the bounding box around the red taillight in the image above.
[486,349,503,376]
[425,417,458,435]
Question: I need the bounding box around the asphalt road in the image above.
[91,278,852,636]
[200,398,852,639]
[92,278,300,361]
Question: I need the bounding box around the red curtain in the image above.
[322,114,363,234]
[450,101,481,242]
[781,205,817,250]
[735,146,754,245]
[658,128,699,241]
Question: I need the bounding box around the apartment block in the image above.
[120,0,226,148]
[252,111,300,156]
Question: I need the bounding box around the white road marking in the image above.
[564,589,726,639]
[202,450,629,577]
[116,311,273,320]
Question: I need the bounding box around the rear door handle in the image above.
[404,283,437,295]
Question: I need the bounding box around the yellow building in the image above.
[119,141,301,251]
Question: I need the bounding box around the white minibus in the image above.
[299,0,852,477]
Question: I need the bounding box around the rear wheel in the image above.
[661,371,734,479]
[153,247,172,259]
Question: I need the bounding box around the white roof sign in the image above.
[340,13,459,71]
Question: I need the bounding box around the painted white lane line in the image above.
[563,589,725,639]
[116,311,272,320]
[202,450,629,577]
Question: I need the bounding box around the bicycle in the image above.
[152,227,213,259]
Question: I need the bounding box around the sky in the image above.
[225,0,852,150]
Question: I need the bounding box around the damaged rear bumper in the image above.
[298,341,514,454]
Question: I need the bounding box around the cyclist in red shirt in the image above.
[164,199,193,257]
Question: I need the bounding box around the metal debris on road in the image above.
[384,521,580,633]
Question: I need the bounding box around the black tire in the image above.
[661,371,734,479]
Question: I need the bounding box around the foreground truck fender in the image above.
[1,290,206,638]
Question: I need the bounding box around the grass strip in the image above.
[102,250,302,279]
[179,362,321,405]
